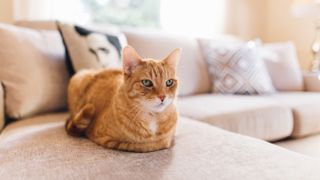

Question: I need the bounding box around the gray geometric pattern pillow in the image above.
[200,40,275,95]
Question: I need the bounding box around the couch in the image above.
[0,21,320,179]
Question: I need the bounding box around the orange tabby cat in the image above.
[66,46,181,152]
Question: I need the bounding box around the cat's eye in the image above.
[141,79,153,87]
[166,79,174,87]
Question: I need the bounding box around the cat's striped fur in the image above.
[66,46,181,152]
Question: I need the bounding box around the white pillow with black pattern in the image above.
[58,22,127,74]
[200,39,275,95]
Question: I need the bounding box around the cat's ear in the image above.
[122,46,142,75]
[164,48,181,69]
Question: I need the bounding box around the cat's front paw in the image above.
[82,104,95,119]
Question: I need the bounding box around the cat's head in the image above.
[122,46,181,113]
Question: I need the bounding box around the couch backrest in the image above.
[123,29,211,96]
[15,20,58,30]
[15,21,212,96]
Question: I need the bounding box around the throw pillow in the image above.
[58,22,127,74]
[261,42,303,91]
[0,23,69,119]
[200,39,275,95]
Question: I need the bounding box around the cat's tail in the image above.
[65,104,95,137]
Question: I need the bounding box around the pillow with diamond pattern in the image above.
[200,39,275,95]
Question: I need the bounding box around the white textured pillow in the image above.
[200,40,275,95]
[261,42,303,91]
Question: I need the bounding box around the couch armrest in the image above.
[0,82,4,131]
[303,72,320,92]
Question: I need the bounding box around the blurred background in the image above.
[0,0,316,70]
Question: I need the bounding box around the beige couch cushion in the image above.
[276,133,320,158]
[270,92,320,138]
[178,94,293,141]
[1,113,320,179]
[15,20,58,30]
[0,23,69,119]
[123,29,211,96]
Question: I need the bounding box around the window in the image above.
[81,0,161,28]
[14,0,226,37]
[81,0,226,37]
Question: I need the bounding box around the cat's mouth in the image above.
[152,102,167,112]
[154,98,174,110]
[156,103,165,107]
[140,98,173,113]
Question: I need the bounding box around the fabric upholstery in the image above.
[270,92,320,138]
[0,83,4,131]
[0,23,69,119]
[200,39,275,95]
[15,20,58,30]
[276,134,320,158]
[0,113,320,179]
[123,29,211,96]
[178,94,293,141]
[262,42,304,91]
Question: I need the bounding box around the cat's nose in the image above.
[158,95,166,102]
